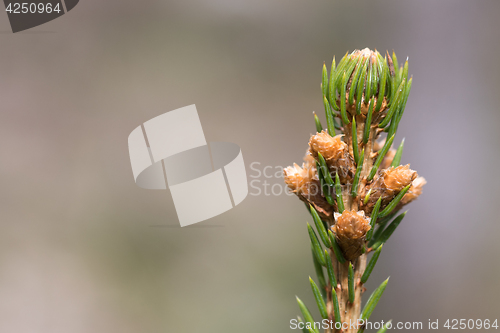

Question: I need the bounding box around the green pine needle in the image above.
[328,56,337,108]
[393,77,413,131]
[368,217,391,248]
[309,277,328,319]
[375,62,388,112]
[363,96,375,144]
[378,78,406,128]
[310,205,332,248]
[401,59,409,82]
[348,262,355,303]
[342,54,358,88]
[352,116,359,164]
[363,189,372,205]
[376,210,400,225]
[365,197,382,242]
[324,249,337,288]
[322,63,328,98]
[377,320,393,333]
[359,277,390,323]
[314,112,323,133]
[334,52,349,89]
[370,211,407,250]
[361,244,383,284]
[349,56,366,105]
[316,162,334,205]
[392,51,399,79]
[296,296,320,333]
[297,317,310,333]
[370,62,377,100]
[334,172,345,213]
[323,95,336,136]
[351,148,364,198]
[365,62,373,100]
[308,223,326,266]
[390,138,405,167]
[387,53,397,103]
[368,134,395,181]
[329,230,346,264]
[317,152,334,186]
[378,184,411,218]
[311,244,327,292]
[356,58,369,115]
[340,72,350,124]
[331,287,342,326]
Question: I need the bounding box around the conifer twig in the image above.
[284,48,426,332]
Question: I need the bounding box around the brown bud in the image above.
[362,164,417,215]
[303,151,317,176]
[284,161,333,219]
[384,164,416,192]
[332,210,371,261]
[308,131,356,183]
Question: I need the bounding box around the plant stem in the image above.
[325,109,379,333]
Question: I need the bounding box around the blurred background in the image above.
[1,0,499,332]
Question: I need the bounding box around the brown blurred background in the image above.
[1,0,499,332]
